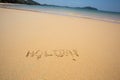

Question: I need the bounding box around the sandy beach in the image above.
[0,7,120,80]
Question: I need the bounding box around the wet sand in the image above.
[0,8,120,80]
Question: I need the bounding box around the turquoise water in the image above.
[1,4,120,23]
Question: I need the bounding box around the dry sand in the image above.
[0,8,120,80]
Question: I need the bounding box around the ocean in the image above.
[0,3,120,23]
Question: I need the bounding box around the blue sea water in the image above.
[1,4,120,23]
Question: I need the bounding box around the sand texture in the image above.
[0,8,120,80]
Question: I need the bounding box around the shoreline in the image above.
[0,4,120,24]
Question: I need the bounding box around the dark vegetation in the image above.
[0,0,40,5]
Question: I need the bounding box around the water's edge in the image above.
[0,3,120,24]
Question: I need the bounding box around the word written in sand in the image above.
[26,49,79,61]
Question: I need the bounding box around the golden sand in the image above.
[0,8,120,80]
